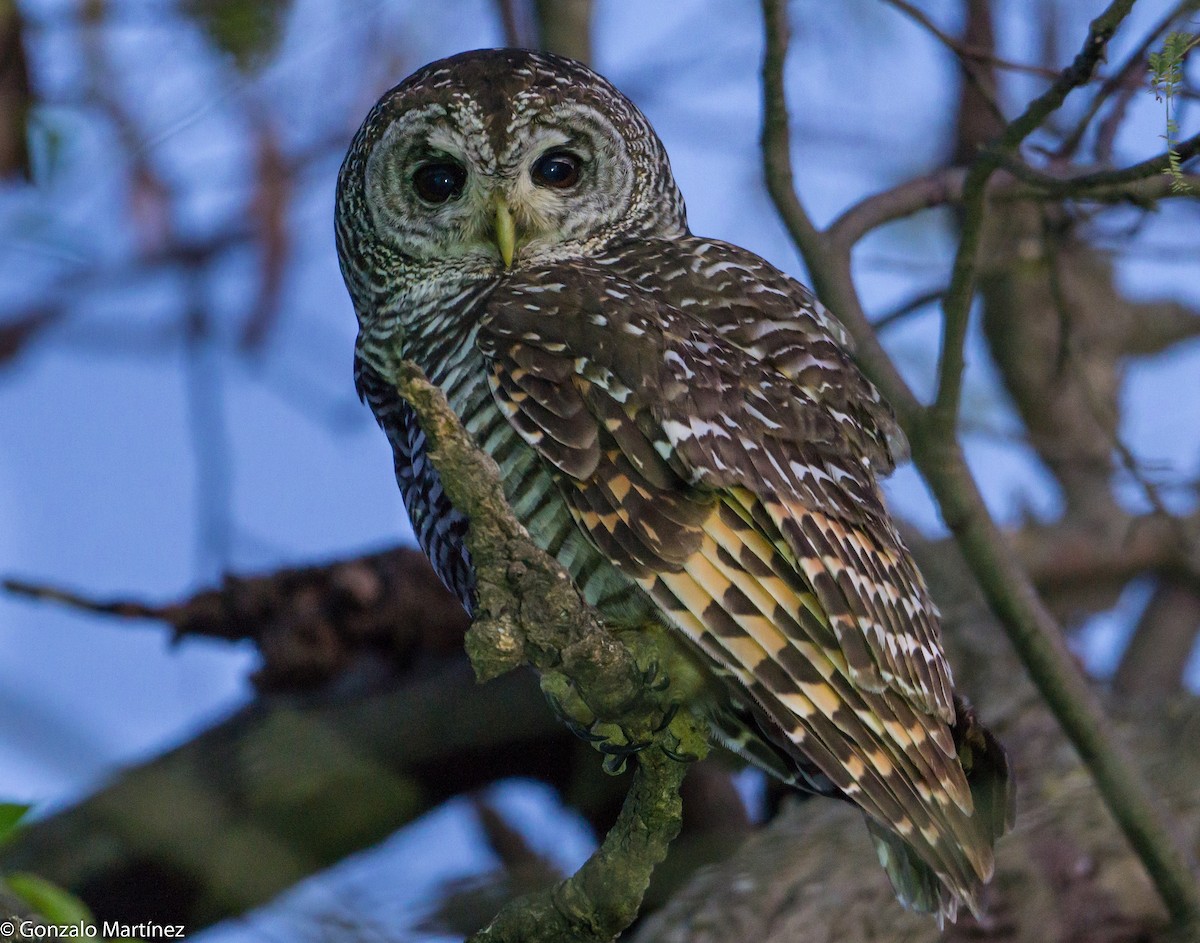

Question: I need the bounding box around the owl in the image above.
[335,48,1012,922]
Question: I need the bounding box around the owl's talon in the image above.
[639,659,672,692]
[653,702,680,733]
[602,754,629,776]
[543,689,608,741]
[598,738,647,757]
[662,743,700,763]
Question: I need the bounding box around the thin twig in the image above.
[880,0,1086,82]
[930,0,1140,437]
[1056,0,1200,160]
[879,0,1007,123]
[494,0,525,47]
[872,288,944,332]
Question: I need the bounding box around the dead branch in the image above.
[5,547,469,690]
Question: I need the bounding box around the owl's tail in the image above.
[868,696,1015,926]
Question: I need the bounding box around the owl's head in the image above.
[336,49,687,304]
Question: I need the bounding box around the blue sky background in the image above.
[0,0,1197,938]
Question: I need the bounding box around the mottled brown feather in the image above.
[476,265,995,903]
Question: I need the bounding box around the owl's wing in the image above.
[476,266,995,907]
[479,265,952,716]
[616,237,908,472]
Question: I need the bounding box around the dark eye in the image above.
[531,150,582,189]
[412,161,467,204]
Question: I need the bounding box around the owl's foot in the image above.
[541,667,682,775]
[658,710,708,765]
[641,659,671,692]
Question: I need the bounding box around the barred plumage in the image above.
[336,48,1013,922]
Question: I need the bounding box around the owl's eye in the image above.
[412,161,467,204]
[531,151,582,189]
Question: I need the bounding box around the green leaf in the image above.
[0,802,30,844]
[1148,29,1200,191]
[5,872,94,927]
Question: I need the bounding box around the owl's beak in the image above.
[491,195,516,268]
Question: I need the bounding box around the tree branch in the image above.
[759,0,924,428]
[0,659,577,931]
[931,0,1139,434]
[532,0,593,64]
[826,168,966,255]
[994,132,1200,198]
[382,359,707,942]
[758,0,1200,932]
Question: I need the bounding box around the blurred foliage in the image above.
[4,872,95,927]
[182,0,292,71]
[0,804,27,844]
[0,0,32,179]
[1,805,96,931]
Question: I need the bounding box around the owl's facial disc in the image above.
[364,99,638,269]
[492,107,637,265]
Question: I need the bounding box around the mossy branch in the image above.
[384,359,707,943]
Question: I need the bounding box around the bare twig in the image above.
[1056,0,1200,160]
[0,0,33,178]
[494,0,526,48]
[879,0,1007,123]
[931,0,1140,434]
[880,0,1096,83]
[872,288,944,332]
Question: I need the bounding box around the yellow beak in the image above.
[492,196,516,268]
